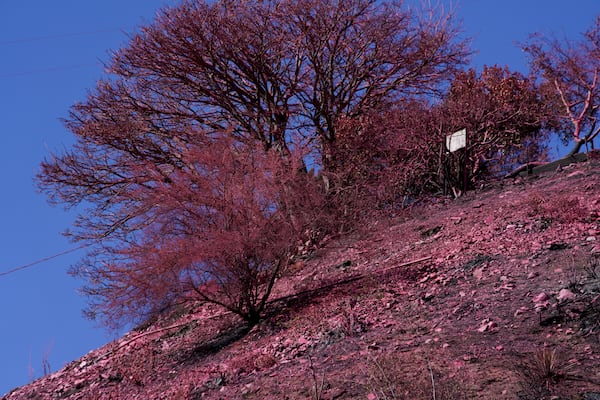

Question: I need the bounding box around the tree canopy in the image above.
[41,0,595,329]
[39,0,468,328]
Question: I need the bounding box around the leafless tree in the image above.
[524,16,600,156]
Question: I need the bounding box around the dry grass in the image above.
[517,348,574,400]
[525,192,588,223]
[365,354,467,400]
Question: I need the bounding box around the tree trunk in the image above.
[566,138,586,157]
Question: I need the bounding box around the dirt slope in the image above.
[4,159,600,400]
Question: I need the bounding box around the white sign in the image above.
[446,128,466,152]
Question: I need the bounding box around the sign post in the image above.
[445,128,468,194]
[446,128,466,153]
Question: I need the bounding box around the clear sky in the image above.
[0,0,599,395]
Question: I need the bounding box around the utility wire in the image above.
[0,243,91,278]
[0,64,100,79]
[0,28,128,46]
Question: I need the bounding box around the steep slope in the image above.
[4,159,600,400]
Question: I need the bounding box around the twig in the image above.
[381,256,433,275]
[428,361,437,400]
[93,313,227,364]
[308,355,325,400]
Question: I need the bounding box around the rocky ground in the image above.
[4,158,600,400]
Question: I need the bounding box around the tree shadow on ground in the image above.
[171,257,432,365]
[267,258,432,317]
[174,321,251,366]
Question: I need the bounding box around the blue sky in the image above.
[0,0,599,395]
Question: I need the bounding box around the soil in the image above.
[4,158,600,400]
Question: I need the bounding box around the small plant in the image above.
[584,254,600,280]
[308,355,326,400]
[517,348,573,400]
[525,192,546,217]
[340,298,366,336]
[579,288,600,337]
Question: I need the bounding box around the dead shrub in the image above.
[228,351,276,375]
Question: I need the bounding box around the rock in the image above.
[297,336,309,346]
[422,292,435,301]
[587,236,597,242]
[477,320,497,333]
[533,292,549,303]
[557,288,576,302]
[514,307,528,317]
[527,272,538,279]
[451,217,463,224]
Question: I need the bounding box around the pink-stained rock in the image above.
[557,288,576,302]
[514,307,528,317]
[532,292,549,303]
[477,320,497,333]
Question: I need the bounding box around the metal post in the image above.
[462,130,468,193]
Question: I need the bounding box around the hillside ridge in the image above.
[5,159,600,399]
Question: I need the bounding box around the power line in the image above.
[0,28,128,46]
[0,64,100,79]
[0,243,91,278]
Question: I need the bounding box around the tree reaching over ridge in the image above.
[524,15,600,156]
[283,0,468,167]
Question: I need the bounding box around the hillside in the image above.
[4,158,600,400]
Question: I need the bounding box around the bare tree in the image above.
[66,0,468,170]
[524,16,600,156]
[286,0,469,167]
